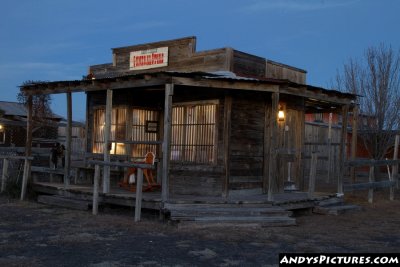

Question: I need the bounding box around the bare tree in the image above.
[17,81,58,140]
[335,44,400,160]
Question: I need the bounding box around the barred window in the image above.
[130,109,159,158]
[92,107,159,156]
[171,101,218,164]
[92,107,127,155]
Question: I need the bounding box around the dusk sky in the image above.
[1,0,399,121]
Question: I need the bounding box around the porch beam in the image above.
[103,89,113,193]
[162,83,174,203]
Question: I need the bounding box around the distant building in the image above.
[0,101,84,151]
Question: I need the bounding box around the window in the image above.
[92,107,127,154]
[171,101,218,164]
[92,107,159,156]
[130,109,159,158]
[314,113,323,122]
[0,126,5,144]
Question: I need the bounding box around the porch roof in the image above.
[19,71,356,106]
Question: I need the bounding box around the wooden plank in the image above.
[134,168,144,222]
[345,159,400,167]
[344,180,396,191]
[64,92,72,188]
[87,160,154,169]
[223,95,232,197]
[103,89,112,193]
[162,84,173,203]
[1,159,9,193]
[21,95,33,201]
[308,152,317,198]
[38,195,90,211]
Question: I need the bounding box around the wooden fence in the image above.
[344,159,399,203]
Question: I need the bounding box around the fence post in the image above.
[392,135,399,190]
[1,158,9,193]
[135,168,144,222]
[308,152,318,198]
[368,165,375,204]
[20,158,31,201]
[92,165,100,215]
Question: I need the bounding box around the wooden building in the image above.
[20,36,357,203]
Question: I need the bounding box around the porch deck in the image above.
[32,182,338,211]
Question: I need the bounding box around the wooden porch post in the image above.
[21,95,33,201]
[350,105,359,183]
[263,98,271,194]
[162,84,173,203]
[223,95,232,197]
[338,104,349,195]
[268,92,279,201]
[103,89,112,193]
[64,92,72,188]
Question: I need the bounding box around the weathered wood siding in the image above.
[266,60,306,84]
[89,36,308,84]
[169,86,226,196]
[232,50,266,78]
[303,122,342,192]
[228,92,265,190]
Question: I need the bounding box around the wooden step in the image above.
[179,216,296,227]
[170,207,292,220]
[166,202,295,226]
[313,204,362,215]
[37,195,92,211]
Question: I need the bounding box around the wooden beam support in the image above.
[1,159,9,193]
[21,95,33,201]
[92,164,100,215]
[103,89,113,193]
[223,95,232,197]
[161,84,174,204]
[350,105,358,183]
[337,105,349,195]
[263,98,271,194]
[134,168,144,222]
[368,166,375,204]
[268,92,279,201]
[64,92,72,188]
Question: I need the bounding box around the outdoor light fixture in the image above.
[278,106,285,121]
[0,125,3,130]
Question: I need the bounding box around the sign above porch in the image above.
[129,47,169,70]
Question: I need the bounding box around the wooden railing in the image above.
[87,160,155,222]
[0,155,34,198]
[344,159,400,203]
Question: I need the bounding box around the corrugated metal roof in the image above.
[0,101,27,116]
[0,101,63,119]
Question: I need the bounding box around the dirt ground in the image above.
[0,190,400,267]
